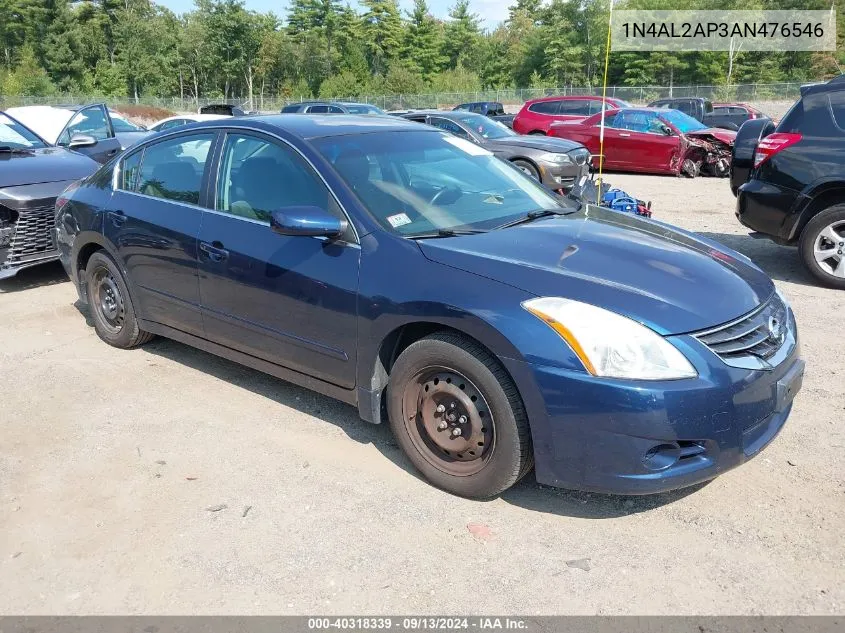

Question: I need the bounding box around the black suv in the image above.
[732,75,845,288]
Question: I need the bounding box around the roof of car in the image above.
[166,113,434,140]
[526,95,621,104]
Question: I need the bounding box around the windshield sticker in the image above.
[387,212,412,228]
[443,136,493,157]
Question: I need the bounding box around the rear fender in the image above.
[786,180,845,241]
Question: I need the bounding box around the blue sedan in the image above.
[56,115,803,499]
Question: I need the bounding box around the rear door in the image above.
[57,105,122,163]
[104,131,217,336]
[196,130,361,388]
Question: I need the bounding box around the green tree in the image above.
[402,0,444,81]
[360,0,403,76]
[442,0,481,70]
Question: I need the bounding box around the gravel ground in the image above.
[1,173,842,615]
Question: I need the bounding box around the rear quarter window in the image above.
[827,91,845,132]
[528,101,560,115]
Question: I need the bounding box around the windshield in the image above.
[658,109,707,133]
[314,130,569,237]
[109,113,145,132]
[345,104,386,115]
[0,114,47,149]
[453,113,514,140]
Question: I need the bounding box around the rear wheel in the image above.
[512,159,540,181]
[799,204,845,289]
[387,332,533,499]
[85,251,154,348]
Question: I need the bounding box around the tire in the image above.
[85,251,154,348]
[512,159,540,181]
[387,331,533,499]
[799,204,845,289]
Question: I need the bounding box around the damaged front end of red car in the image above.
[679,130,735,178]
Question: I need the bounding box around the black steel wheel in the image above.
[85,251,154,348]
[387,331,533,498]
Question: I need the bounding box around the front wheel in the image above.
[512,159,540,181]
[799,204,845,289]
[85,251,154,348]
[387,332,533,499]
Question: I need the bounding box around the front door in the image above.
[58,105,122,164]
[104,132,217,336]
[611,111,680,171]
[197,131,360,389]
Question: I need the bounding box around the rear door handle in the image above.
[199,241,229,263]
[107,210,126,227]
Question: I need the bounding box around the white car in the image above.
[148,114,230,133]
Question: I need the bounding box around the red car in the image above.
[512,95,630,136]
[550,107,737,177]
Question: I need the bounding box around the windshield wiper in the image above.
[493,207,574,230]
[408,228,487,240]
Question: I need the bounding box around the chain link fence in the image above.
[1,82,807,113]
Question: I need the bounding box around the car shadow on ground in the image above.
[699,232,817,286]
[0,261,68,293]
[128,332,706,520]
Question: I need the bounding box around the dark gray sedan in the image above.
[399,110,590,191]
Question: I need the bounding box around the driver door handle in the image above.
[619,133,631,137]
[199,241,229,263]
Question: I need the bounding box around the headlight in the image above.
[539,152,573,165]
[522,297,697,380]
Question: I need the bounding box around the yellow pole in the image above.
[596,0,614,193]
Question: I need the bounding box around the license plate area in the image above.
[775,359,804,413]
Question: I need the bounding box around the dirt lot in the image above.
[1,173,843,615]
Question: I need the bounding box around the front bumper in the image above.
[0,205,60,280]
[503,333,802,495]
[539,159,590,191]
[736,178,802,243]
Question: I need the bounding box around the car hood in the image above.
[115,130,150,150]
[488,135,584,153]
[687,128,736,145]
[417,206,773,335]
[0,147,98,188]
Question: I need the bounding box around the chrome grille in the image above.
[4,206,57,265]
[572,149,590,166]
[694,293,792,369]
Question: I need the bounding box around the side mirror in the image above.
[661,125,674,136]
[271,206,347,239]
[68,134,98,149]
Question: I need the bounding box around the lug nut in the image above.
[435,404,446,413]
[452,428,462,437]
[450,402,456,409]
[458,415,467,424]
[438,421,448,430]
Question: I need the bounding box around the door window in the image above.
[429,117,470,138]
[216,133,337,225]
[558,100,591,116]
[118,151,143,191]
[308,105,330,113]
[137,133,215,205]
[59,106,111,144]
[157,119,188,131]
